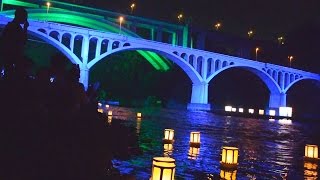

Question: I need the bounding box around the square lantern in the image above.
[97,108,103,113]
[231,108,236,112]
[220,169,237,180]
[225,106,232,112]
[269,110,276,116]
[248,109,254,114]
[279,107,293,117]
[188,147,200,160]
[151,157,175,180]
[259,109,264,115]
[238,108,244,113]
[105,104,110,108]
[108,111,113,116]
[189,132,200,147]
[221,146,239,169]
[304,144,319,161]
[98,102,102,107]
[163,129,174,143]
[137,112,142,118]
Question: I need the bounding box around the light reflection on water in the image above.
[108,107,320,179]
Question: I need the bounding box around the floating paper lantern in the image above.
[137,112,142,118]
[269,110,276,116]
[279,107,293,117]
[225,106,232,112]
[189,132,200,147]
[231,108,236,112]
[105,104,110,108]
[304,144,319,161]
[97,108,103,113]
[163,129,174,144]
[259,109,264,115]
[248,109,254,114]
[238,108,244,113]
[221,146,239,169]
[151,157,175,180]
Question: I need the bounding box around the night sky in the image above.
[67,0,320,40]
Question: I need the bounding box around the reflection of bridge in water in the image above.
[1,0,319,114]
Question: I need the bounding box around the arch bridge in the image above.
[0,6,319,115]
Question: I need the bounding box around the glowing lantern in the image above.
[189,132,200,147]
[105,104,110,108]
[248,109,254,114]
[220,169,237,180]
[188,147,200,160]
[221,146,239,169]
[238,108,243,113]
[279,107,293,117]
[304,144,319,160]
[97,108,103,113]
[137,112,142,118]
[108,111,113,116]
[151,157,175,180]
[225,106,232,112]
[259,109,264,115]
[269,110,276,116]
[98,102,102,107]
[163,129,174,143]
[231,108,236,112]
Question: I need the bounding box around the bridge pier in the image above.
[267,92,287,115]
[187,83,211,111]
[79,66,89,91]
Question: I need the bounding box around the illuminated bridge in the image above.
[0,0,319,114]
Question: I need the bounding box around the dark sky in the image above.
[71,0,320,40]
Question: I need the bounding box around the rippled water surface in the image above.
[107,107,320,179]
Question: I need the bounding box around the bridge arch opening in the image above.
[89,50,191,107]
[208,67,272,110]
[286,79,320,119]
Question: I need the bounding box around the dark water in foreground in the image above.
[107,107,320,179]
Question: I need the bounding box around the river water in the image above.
[106,106,320,179]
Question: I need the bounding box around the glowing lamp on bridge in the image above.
[238,108,244,113]
[137,112,142,118]
[188,147,200,160]
[231,108,236,112]
[279,107,293,117]
[163,129,174,144]
[151,157,175,180]
[108,110,113,116]
[225,106,232,112]
[269,110,276,116]
[220,146,239,169]
[220,169,237,180]
[304,144,319,161]
[189,132,200,147]
[248,109,254,114]
[259,109,264,115]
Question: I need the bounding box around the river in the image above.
[105,106,320,179]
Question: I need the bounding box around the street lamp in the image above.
[119,16,124,34]
[255,47,259,61]
[46,2,51,21]
[215,22,221,31]
[288,56,293,67]
[248,30,253,38]
[178,14,183,23]
[130,3,135,14]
